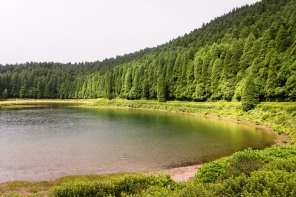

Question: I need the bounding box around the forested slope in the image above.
[0,0,295,102]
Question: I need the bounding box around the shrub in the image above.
[219,170,296,196]
[226,148,264,177]
[47,174,175,197]
[194,159,228,183]
[241,74,259,111]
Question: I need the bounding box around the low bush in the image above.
[194,159,228,183]
[47,174,177,197]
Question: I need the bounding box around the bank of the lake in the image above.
[0,99,92,107]
[92,99,294,144]
[0,99,295,196]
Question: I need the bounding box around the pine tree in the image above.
[3,89,8,99]
[291,40,296,61]
[211,59,223,100]
[242,74,259,111]
[129,67,141,99]
[19,86,26,98]
[265,53,280,98]
[105,71,113,99]
[275,25,288,52]
[142,78,149,99]
[192,83,206,101]
[124,68,132,98]
[0,76,3,98]
[157,73,167,102]
[194,55,203,84]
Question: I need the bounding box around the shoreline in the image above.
[84,105,291,146]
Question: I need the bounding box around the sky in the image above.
[0,0,260,65]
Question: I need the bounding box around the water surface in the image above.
[0,103,274,182]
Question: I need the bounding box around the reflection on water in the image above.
[0,104,274,182]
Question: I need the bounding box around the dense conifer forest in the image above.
[0,0,295,102]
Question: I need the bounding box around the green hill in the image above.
[0,0,295,102]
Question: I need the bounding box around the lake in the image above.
[0,103,274,182]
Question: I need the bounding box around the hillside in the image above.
[0,0,295,102]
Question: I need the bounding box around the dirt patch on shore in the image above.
[145,164,201,182]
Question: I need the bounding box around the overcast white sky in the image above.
[0,0,260,65]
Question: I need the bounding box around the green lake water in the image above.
[0,103,274,182]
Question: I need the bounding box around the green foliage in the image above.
[47,174,176,197]
[275,25,289,52]
[194,160,228,183]
[157,73,167,102]
[241,74,259,111]
[226,148,264,177]
[2,89,8,99]
[0,172,134,196]
[210,59,222,100]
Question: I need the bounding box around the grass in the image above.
[0,99,93,110]
[0,98,92,105]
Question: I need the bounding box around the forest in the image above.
[0,0,295,104]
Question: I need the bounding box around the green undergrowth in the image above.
[47,174,181,197]
[0,173,132,197]
[94,99,296,144]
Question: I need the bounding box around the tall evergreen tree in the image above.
[275,25,289,52]
[3,89,8,99]
[211,59,223,100]
[157,73,167,102]
[129,67,141,99]
[242,74,259,111]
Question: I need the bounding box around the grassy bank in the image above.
[0,99,295,196]
[0,173,133,196]
[0,99,93,107]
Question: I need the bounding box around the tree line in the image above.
[0,0,295,103]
